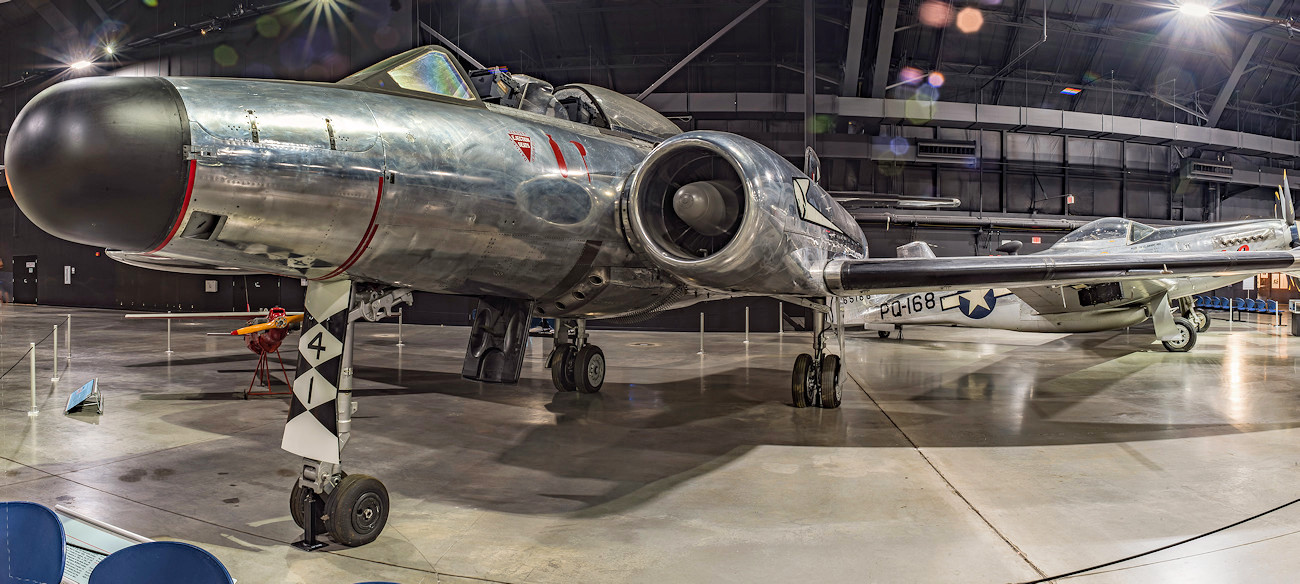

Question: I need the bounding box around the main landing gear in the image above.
[548,319,605,393]
[1178,296,1211,333]
[791,301,843,409]
[287,282,409,550]
[1161,317,1197,352]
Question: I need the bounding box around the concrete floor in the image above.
[2,304,1300,583]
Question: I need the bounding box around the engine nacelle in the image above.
[623,131,866,295]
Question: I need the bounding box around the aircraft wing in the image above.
[105,250,261,276]
[1008,280,1174,316]
[824,250,1300,295]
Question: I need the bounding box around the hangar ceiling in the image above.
[424,0,1300,139]
[1,1,1297,136]
[2,0,1299,238]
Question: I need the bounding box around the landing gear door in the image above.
[462,297,532,384]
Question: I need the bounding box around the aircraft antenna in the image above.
[418,22,485,70]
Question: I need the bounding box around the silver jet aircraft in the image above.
[846,181,1299,352]
[7,46,1300,548]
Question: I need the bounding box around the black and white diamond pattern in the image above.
[281,279,353,464]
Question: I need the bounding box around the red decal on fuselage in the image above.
[1239,244,1250,251]
[547,135,568,177]
[509,133,533,161]
[313,176,385,281]
[570,141,591,183]
[149,159,199,253]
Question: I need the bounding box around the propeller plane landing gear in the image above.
[1178,296,1211,333]
[791,300,843,409]
[548,319,605,393]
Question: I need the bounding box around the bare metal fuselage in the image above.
[161,77,681,317]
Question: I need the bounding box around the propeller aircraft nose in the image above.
[4,76,193,252]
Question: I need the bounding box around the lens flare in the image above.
[927,72,945,87]
[256,15,282,38]
[955,7,984,33]
[919,1,953,27]
[214,45,239,67]
[899,67,924,85]
[277,0,372,49]
[889,137,910,156]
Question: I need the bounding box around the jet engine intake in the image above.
[624,131,865,295]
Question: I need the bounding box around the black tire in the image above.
[574,345,605,394]
[550,344,577,392]
[324,474,389,547]
[877,330,890,339]
[792,353,815,408]
[1161,317,1197,352]
[289,482,325,535]
[1194,309,1211,332]
[819,354,842,409]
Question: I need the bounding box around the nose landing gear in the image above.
[286,281,409,550]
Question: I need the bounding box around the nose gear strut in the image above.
[285,280,410,550]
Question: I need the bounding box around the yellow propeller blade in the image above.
[229,313,304,335]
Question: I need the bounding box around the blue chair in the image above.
[1215,297,1227,310]
[1270,300,1280,314]
[0,501,65,584]
[1235,298,1247,311]
[89,541,232,584]
[1245,298,1258,312]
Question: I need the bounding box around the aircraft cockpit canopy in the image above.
[343,46,683,142]
[1055,217,1157,246]
[553,84,682,142]
[340,46,483,106]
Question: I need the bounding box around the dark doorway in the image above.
[13,255,37,304]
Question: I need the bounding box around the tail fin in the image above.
[804,147,822,187]
[1282,171,1296,225]
[895,241,937,259]
[1282,171,1298,246]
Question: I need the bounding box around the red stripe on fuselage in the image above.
[314,176,385,281]
[148,159,199,253]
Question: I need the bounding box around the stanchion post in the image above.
[778,301,784,334]
[66,314,72,358]
[28,343,38,417]
[744,306,750,344]
[396,309,406,347]
[166,311,174,354]
[51,325,59,382]
[697,312,705,355]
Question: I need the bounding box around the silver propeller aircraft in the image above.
[845,178,1300,352]
[7,45,1300,548]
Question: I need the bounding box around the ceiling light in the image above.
[1180,3,1211,17]
[68,61,93,70]
[104,44,115,55]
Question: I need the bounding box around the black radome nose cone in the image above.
[4,76,191,252]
